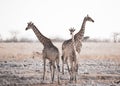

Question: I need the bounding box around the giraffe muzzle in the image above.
[25,28,28,30]
[92,19,94,22]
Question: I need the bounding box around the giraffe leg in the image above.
[56,57,60,84]
[65,57,71,75]
[66,60,70,75]
[74,63,77,83]
[50,62,53,83]
[74,60,78,82]
[43,58,46,81]
[75,73,77,83]
[75,56,79,74]
[51,63,55,83]
[61,56,64,74]
[49,62,52,72]
[76,63,78,72]
[57,64,60,84]
[49,61,53,83]
[69,61,74,83]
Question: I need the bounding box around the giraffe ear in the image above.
[27,22,30,24]
[73,27,75,31]
[74,28,75,31]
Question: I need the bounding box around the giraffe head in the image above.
[69,27,75,35]
[85,15,94,22]
[25,22,34,30]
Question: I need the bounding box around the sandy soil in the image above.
[0,42,120,86]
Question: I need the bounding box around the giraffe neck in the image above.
[31,25,53,47]
[72,33,76,53]
[72,34,75,45]
[74,17,87,41]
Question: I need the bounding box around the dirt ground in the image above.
[0,42,120,86]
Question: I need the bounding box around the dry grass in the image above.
[0,42,120,61]
[80,42,120,61]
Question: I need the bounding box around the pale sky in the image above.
[0,0,120,40]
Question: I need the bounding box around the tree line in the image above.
[0,31,120,43]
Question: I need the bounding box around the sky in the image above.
[0,0,120,40]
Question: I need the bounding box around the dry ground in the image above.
[0,42,120,86]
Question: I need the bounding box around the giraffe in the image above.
[25,22,60,84]
[61,15,94,74]
[69,27,78,82]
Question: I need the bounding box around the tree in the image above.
[113,32,120,43]
[9,30,19,42]
[0,34,2,42]
[82,36,90,42]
